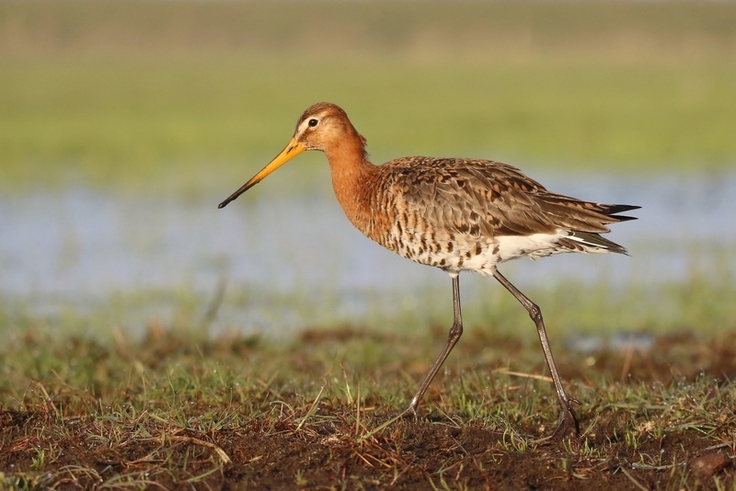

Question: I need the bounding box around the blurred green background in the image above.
[2,1,735,192]
[1,2,735,339]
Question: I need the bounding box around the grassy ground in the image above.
[1,279,735,490]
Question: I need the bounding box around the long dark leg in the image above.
[491,267,580,438]
[402,273,463,417]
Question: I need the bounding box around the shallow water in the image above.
[1,170,734,334]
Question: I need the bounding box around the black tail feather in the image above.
[609,214,638,222]
[603,204,640,223]
[606,204,641,214]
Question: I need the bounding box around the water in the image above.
[1,171,734,334]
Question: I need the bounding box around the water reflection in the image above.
[1,171,734,333]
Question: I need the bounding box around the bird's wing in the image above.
[385,157,617,238]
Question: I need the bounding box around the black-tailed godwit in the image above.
[219,102,639,438]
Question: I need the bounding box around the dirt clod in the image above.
[690,452,732,478]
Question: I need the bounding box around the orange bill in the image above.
[218,138,307,209]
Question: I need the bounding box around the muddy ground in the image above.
[1,331,734,490]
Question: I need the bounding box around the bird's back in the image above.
[354,157,637,274]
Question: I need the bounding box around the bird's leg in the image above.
[491,267,580,439]
[401,273,463,418]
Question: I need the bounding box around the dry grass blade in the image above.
[619,466,651,491]
[167,436,231,465]
[492,368,553,383]
[295,384,326,432]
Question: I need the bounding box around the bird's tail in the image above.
[601,204,640,223]
[567,231,629,255]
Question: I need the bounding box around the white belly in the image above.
[393,229,607,276]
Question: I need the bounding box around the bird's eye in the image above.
[308,118,319,127]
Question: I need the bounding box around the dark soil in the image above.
[1,331,734,490]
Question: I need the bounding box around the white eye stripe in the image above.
[297,117,320,134]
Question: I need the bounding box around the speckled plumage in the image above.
[360,156,636,272]
[219,102,639,439]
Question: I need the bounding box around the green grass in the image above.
[1,279,735,489]
[1,2,736,192]
[2,60,734,191]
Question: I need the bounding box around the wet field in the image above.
[2,171,733,336]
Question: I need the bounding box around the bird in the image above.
[219,102,639,438]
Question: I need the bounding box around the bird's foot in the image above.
[551,402,580,439]
[358,408,411,442]
[553,397,581,437]
[535,399,581,445]
[395,404,419,421]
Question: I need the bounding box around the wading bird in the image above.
[219,102,638,438]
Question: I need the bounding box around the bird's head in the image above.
[218,102,365,209]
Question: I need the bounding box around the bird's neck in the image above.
[324,137,379,232]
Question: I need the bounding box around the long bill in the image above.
[218,138,307,209]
